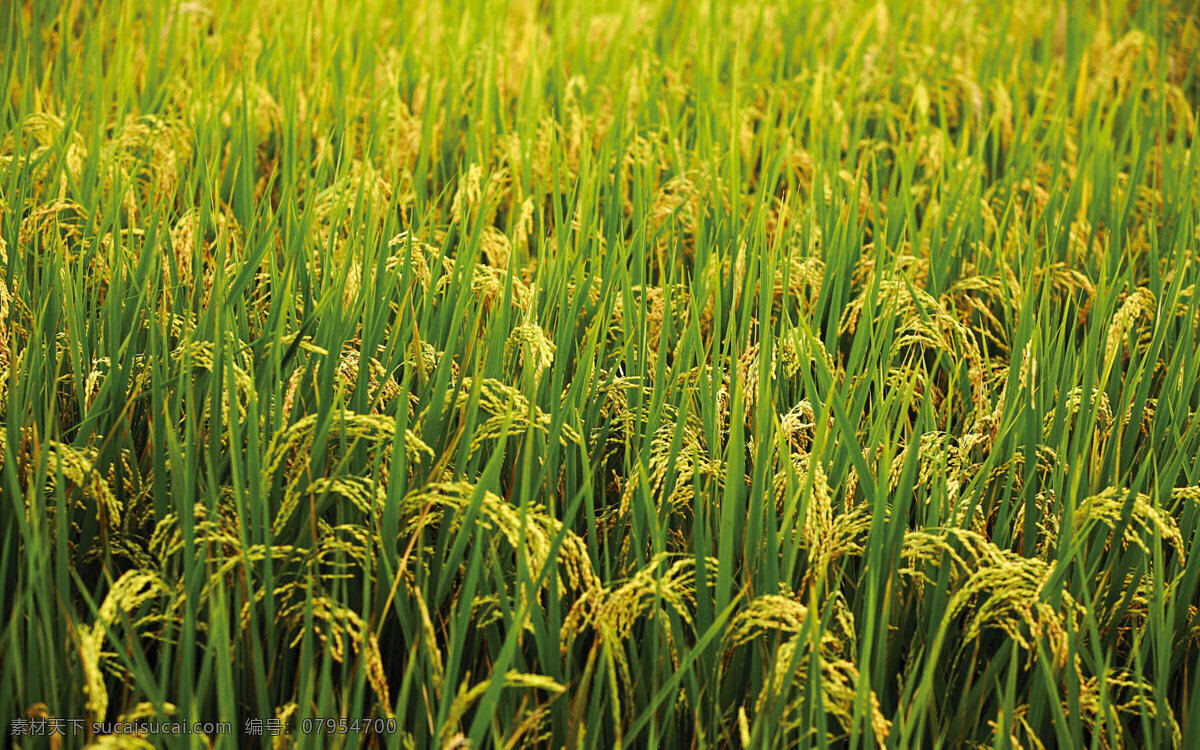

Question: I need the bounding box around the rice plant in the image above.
[2,0,1199,747]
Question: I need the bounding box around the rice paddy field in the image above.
[3,0,1200,747]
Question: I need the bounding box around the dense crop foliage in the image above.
[3,0,1200,747]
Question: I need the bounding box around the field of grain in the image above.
[3,0,1200,747]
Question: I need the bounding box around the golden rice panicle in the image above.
[1073,668,1182,749]
[278,598,394,714]
[503,322,556,381]
[1104,287,1157,367]
[561,555,705,687]
[438,671,565,749]
[901,529,1082,669]
[728,593,891,745]
[76,572,170,723]
[450,163,485,225]
[406,482,599,608]
[1072,487,1186,557]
